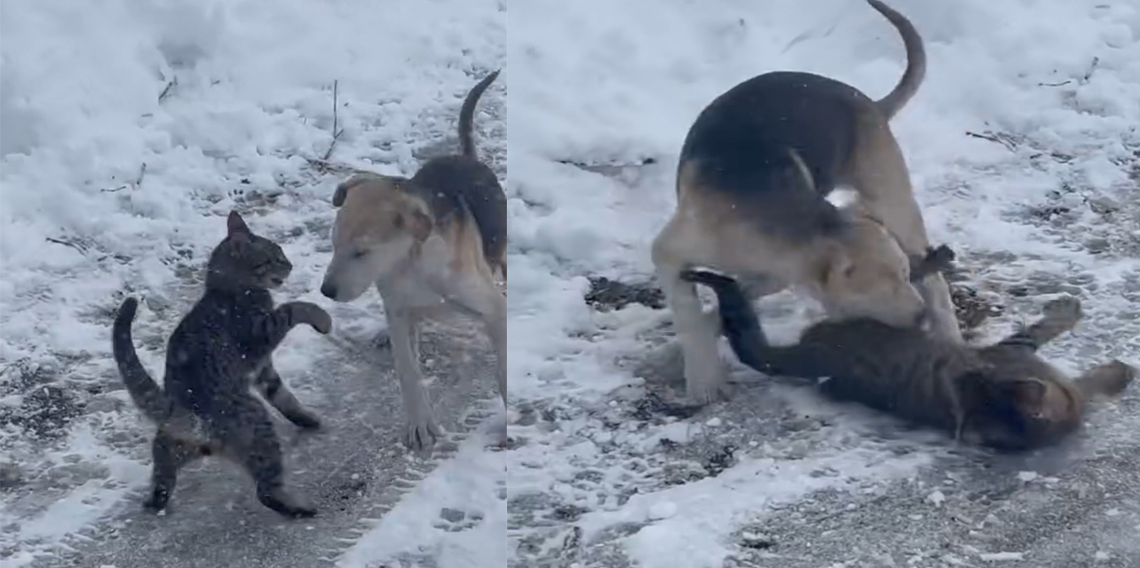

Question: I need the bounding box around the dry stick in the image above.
[320,80,346,162]
[159,77,178,102]
[965,131,1017,152]
[1082,56,1100,83]
[100,162,148,192]
[45,237,89,257]
[135,162,148,187]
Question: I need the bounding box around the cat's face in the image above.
[207,211,294,290]
[969,368,1082,451]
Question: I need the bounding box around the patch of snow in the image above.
[927,490,946,507]
[2,0,504,563]
[336,428,507,568]
[506,0,1140,565]
[979,551,1026,562]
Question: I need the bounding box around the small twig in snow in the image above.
[321,80,346,162]
[135,162,148,187]
[965,131,1017,152]
[159,77,178,102]
[1082,56,1100,83]
[101,163,148,192]
[1039,80,1072,87]
[45,237,90,257]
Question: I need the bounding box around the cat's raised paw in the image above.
[1042,296,1082,324]
[294,302,333,334]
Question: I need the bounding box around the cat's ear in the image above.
[1006,378,1048,408]
[227,210,251,242]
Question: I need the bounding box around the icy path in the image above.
[1,1,505,566]
[505,0,1140,566]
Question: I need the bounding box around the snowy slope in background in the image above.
[1,0,505,565]
[506,0,1139,566]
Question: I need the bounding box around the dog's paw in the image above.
[684,376,734,406]
[1042,296,1082,324]
[404,417,443,451]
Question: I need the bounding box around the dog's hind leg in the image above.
[848,120,963,343]
[442,276,508,411]
[651,217,729,405]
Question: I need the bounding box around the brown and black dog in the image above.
[652,0,959,405]
[319,71,506,451]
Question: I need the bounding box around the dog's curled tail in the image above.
[458,69,501,159]
[866,0,926,119]
[113,297,173,423]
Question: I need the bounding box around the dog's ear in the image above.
[405,208,433,242]
[227,210,251,243]
[332,174,378,207]
[393,199,433,242]
[332,181,351,207]
[819,249,855,289]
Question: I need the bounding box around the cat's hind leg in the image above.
[255,363,321,430]
[216,399,316,518]
[143,429,206,512]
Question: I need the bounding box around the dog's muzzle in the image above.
[320,282,338,300]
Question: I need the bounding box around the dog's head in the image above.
[320,174,433,302]
[814,216,926,328]
[206,210,293,290]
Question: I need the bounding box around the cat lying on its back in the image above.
[682,248,1135,451]
[113,211,332,517]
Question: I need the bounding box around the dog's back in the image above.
[679,72,863,241]
[411,70,506,275]
[678,0,925,243]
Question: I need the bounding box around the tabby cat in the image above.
[113,211,332,517]
[682,249,1135,451]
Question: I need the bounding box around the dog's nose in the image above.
[320,282,337,299]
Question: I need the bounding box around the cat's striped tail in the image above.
[113,297,173,423]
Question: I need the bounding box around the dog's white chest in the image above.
[378,274,447,310]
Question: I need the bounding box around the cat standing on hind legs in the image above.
[113,211,332,517]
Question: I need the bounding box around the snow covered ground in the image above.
[1,0,505,566]
[5,0,1140,566]
[506,0,1140,566]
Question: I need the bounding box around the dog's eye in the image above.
[352,250,367,259]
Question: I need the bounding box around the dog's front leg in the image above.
[916,273,963,343]
[386,306,441,450]
[660,268,729,404]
